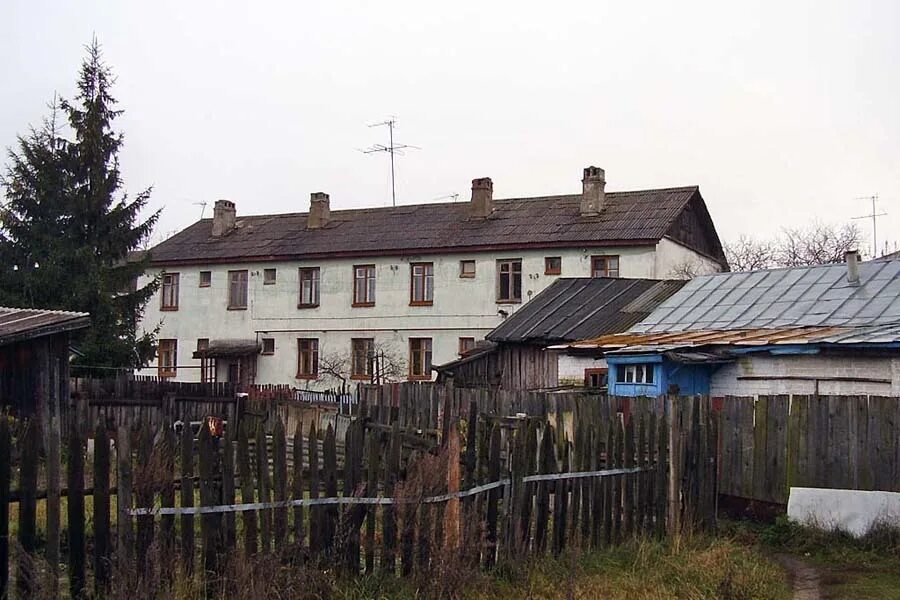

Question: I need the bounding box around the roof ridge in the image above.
[196,186,701,222]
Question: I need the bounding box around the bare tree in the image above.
[723,235,775,272]
[775,221,862,267]
[317,341,407,387]
[724,221,863,272]
[666,259,721,280]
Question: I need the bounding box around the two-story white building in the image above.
[138,166,728,389]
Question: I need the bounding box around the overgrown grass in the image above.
[127,533,788,600]
[723,516,900,599]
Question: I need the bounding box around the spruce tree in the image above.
[0,39,160,370]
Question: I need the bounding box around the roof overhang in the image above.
[193,339,261,359]
[0,308,91,346]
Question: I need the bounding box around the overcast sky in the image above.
[2,0,898,255]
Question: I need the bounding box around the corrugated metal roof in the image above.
[487,277,686,344]
[632,259,900,333]
[147,187,727,267]
[0,307,90,346]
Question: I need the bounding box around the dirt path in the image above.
[775,554,823,600]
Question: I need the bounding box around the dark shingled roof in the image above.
[148,187,727,266]
[487,277,686,344]
[0,307,90,346]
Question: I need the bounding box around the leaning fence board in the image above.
[179,422,194,572]
[0,418,10,598]
[238,423,258,556]
[18,419,39,598]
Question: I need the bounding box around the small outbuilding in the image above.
[434,277,685,390]
[560,253,900,397]
[0,307,90,419]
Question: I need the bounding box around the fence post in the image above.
[135,428,154,577]
[159,425,176,581]
[381,423,400,574]
[534,421,555,554]
[221,423,237,551]
[485,423,501,567]
[322,424,338,559]
[45,414,61,597]
[308,421,321,556]
[17,418,39,598]
[364,427,380,574]
[292,422,305,554]
[273,418,288,549]
[0,417,10,599]
[198,422,221,587]
[94,422,111,596]
[238,422,258,556]
[256,423,272,553]
[179,421,194,573]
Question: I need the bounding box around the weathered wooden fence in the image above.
[719,395,900,504]
[0,391,717,597]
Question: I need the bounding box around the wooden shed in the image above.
[433,277,685,391]
[0,307,90,421]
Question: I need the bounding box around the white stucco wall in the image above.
[708,354,900,397]
[138,242,707,388]
[654,237,724,279]
[558,354,606,386]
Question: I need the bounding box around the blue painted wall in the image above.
[607,354,714,396]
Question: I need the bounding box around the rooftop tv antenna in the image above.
[433,193,461,202]
[852,194,887,257]
[360,117,419,206]
[192,201,208,219]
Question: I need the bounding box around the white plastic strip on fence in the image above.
[126,466,649,516]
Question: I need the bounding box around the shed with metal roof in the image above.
[555,255,900,397]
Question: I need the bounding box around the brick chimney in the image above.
[581,166,606,216]
[845,250,860,285]
[470,178,493,219]
[211,199,236,237]
[307,192,331,229]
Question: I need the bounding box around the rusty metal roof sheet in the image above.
[0,307,90,346]
[487,277,686,344]
[147,187,727,267]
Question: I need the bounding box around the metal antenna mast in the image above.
[192,201,208,219]
[852,194,887,257]
[361,117,419,206]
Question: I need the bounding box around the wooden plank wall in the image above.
[719,395,900,504]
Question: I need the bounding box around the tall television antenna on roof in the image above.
[360,117,419,207]
[852,194,887,257]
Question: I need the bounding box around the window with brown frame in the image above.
[261,338,275,355]
[544,257,562,275]
[161,273,179,310]
[228,270,249,309]
[410,262,434,305]
[199,271,212,287]
[197,339,216,383]
[409,338,433,380]
[584,368,608,389]
[351,338,374,380]
[459,260,476,278]
[297,338,319,379]
[591,255,620,278]
[458,337,476,356]
[353,265,376,306]
[298,267,320,308]
[263,268,277,285]
[158,339,177,378]
[497,259,522,303]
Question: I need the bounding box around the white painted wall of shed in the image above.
[558,354,606,386]
[708,354,900,397]
[138,242,707,387]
